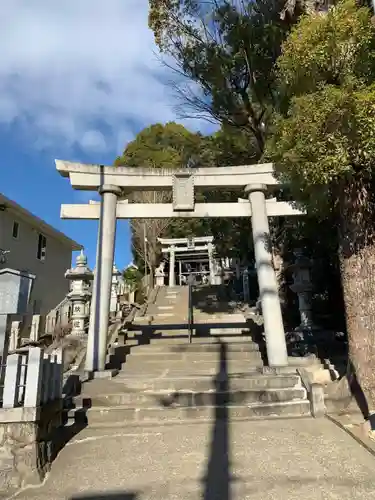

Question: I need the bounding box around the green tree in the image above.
[122,265,143,293]
[266,1,375,412]
[200,126,258,260]
[147,0,345,320]
[148,0,339,261]
[115,122,210,279]
[149,0,295,156]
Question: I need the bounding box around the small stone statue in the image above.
[155,261,166,276]
[155,261,166,286]
[0,248,10,264]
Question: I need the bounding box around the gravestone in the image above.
[0,269,35,354]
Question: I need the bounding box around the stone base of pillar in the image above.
[263,365,298,375]
[294,323,320,333]
[92,369,119,379]
[65,331,87,340]
[156,274,165,286]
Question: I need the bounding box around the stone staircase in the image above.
[65,286,319,427]
[144,285,190,324]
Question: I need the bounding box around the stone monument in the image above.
[0,268,35,354]
[0,268,35,315]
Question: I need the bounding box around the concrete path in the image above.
[10,418,375,500]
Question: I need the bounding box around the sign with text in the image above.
[172,173,194,211]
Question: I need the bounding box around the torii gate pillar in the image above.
[245,184,288,367]
[86,185,121,372]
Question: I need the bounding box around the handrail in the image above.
[45,296,72,334]
[137,286,160,319]
[188,274,194,343]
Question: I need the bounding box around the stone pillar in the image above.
[85,225,101,372]
[245,184,288,367]
[208,242,215,285]
[235,259,241,280]
[65,251,93,338]
[110,264,121,315]
[215,260,223,285]
[156,273,165,286]
[243,268,250,303]
[169,245,176,287]
[9,321,21,352]
[86,185,121,372]
[30,315,42,343]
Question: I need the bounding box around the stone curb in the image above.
[326,414,375,458]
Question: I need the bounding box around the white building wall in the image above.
[0,208,74,315]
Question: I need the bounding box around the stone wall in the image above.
[0,401,63,495]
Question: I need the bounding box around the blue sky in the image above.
[0,1,215,270]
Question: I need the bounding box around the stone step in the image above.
[128,328,252,335]
[125,335,257,345]
[125,350,261,363]
[67,399,311,427]
[73,387,307,408]
[125,329,189,338]
[118,361,264,376]
[149,314,188,319]
[192,314,246,322]
[110,373,301,391]
[124,341,260,353]
[124,349,262,363]
[127,349,260,361]
[193,327,250,335]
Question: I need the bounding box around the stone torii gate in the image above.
[56,160,304,373]
[158,236,216,286]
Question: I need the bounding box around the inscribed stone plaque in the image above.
[0,273,20,314]
[0,269,35,314]
[172,173,194,211]
[187,237,195,250]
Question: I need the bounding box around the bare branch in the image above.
[129,189,173,269]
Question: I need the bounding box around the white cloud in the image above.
[0,0,215,154]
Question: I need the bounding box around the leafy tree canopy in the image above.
[266,0,375,412]
[265,0,375,215]
[115,122,212,272]
[122,265,143,292]
[148,0,295,155]
[115,122,205,169]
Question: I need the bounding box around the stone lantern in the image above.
[289,248,317,332]
[65,250,93,337]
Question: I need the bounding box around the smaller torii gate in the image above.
[158,236,216,286]
[56,161,304,372]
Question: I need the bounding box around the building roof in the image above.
[0,193,82,251]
